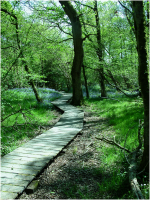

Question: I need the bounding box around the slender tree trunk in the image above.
[94,0,107,97]
[20,50,42,103]
[1,8,42,103]
[123,75,132,89]
[132,1,149,172]
[23,62,42,103]
[59,1,83,106]
[82,64,89,98]
[106,69,120,91]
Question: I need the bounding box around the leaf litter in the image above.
[19,111,121,199]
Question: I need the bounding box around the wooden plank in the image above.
[34,133,73,137]
[25,180,39,194]
[1,191,18,200]
[25,139,70,143]
[1,159,48,167]
[3,153,54,160]
[7,150,59,157]
[1,167,39,176]
[1,163,42,170]
[22,142,65,147]
[1,184,25,193]
[16,145,63,151]
[1,172,34,181]
[33,135,73,140]
[2,155,51,163]
[8,149,59,156]
[0,93,84,200]
[1,177,29,187]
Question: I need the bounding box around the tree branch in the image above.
[118,0,133,15]
[1,8,17,19]
[1,46,19,50]
[95,136,131,153]
[82,23,96,28]
[2,108,24,123]
[82,33,96,41]
[103,73,131,97]
[76,2,94,11]
[2,51,22,82]
[56,23,72,36]
[1,8,21,49]
[59,38,73,43]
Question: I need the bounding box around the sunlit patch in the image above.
[1,88,62,156]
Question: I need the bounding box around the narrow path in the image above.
[1,92,84,200]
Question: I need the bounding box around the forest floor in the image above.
[19,107,130,199]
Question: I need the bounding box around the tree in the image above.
[59,1,83,106]
[1,3,42,102]
[76,0,138,95]
[82,64,89,98]
[93,0,107,97]
[131,1,149,172]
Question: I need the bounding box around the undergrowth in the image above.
[82,90,149,199]
[2,86,149,199]
[1,87,62,156]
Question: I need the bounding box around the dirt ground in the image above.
[18,110,115,199]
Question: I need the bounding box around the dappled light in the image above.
[1,0,149,199]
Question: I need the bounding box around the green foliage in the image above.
[1,1,149,198]
[1,0,141,92]
[85,94,144,151]
[1,88,62,156]
[79,90,149,199]
[79,0,138,89]
[1,1,73,91]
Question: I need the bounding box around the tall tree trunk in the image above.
[59,1,83,106]
[93,0,107,97]
[132,1,149,172]
[82,64,89,98]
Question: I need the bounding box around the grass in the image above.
[81,89,149,199]
[2,86,149,199]
[85,93,144,152]
[65,86,149,199]
[1,87,62,156]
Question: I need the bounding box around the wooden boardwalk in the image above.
[1,93,84,200]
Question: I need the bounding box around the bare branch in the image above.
[83,23,96,28]
[1,108,23,123]
[59,38,73,43]
[95,136,131,153]
[56,23,72,36]
[27,0,56,12]
[76,2,94,10]
[82,33,96,41]
[103,73,131,97]
[118,0,132,15]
